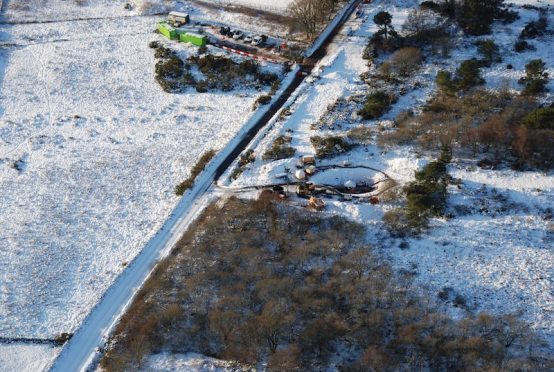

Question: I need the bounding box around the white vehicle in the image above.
[232,30,244,40]
[252,35,263,46]
[243,35,253,43]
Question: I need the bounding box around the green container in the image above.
[158,22,178,40]
[179,32,207,47]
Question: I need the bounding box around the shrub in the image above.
[436,70,455,94]
[519,13,547,39]
[522,107,554,130]
[154,57,185,92]
[402,8,448,43]
[258,72,278,86]
[102,195,545,371]
[402,147,451,232]
[476,39,501,66]
[456,59,485,90]
[231,149,256,180]
[514,40,535,53]
[383,209,414,237]
[175,150,216,195]
[358,91,396,120]
[310,135,354,158]
[254,94,272,109]
[519,59,549,96]
[458,0,503,36]
[54,332,73,346]
[263,135,295,160]
[195,80,208,93]
[347,125,373,144]
[390,47,423,76]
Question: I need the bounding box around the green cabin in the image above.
[158,22,178,40]
[180,32,207,47]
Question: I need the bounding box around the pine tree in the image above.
[373,11,397,40]
[459,0,504,35]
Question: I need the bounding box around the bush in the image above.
[310,135,354,158]
[402,147,451,232]
[263,135,295,160]
[402,8,448,43]
[458,0,503,35]
[514,40,535,53]
[193,80,206,93]
[155,56,184,92]
[254,94,272,109]
[358,91,396,120]
[383,209,414,237]
[175,150,216,195]
[347,125,373,144]
[54,332,73,346]
[231,149,256,180]
[476,39,501,66]
[522,107,554,130]
[519,59,549,96]
[436,70,455,94]
[102,195,546,371]
[258,72,279,86]
[519,14,547,39]
[390,47,423,76]
[456,59,485,90]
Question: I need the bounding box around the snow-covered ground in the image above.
[0,343,59,372]
[144,352,244,371]
[0,2,282,370]
[229,0,554,348]
[202,0,294,12]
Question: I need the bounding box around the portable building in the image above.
[158,22,178,40]
[179,32,208,47]
[302,155,316,165]
[295,169,306,180]
[168,11,190,26]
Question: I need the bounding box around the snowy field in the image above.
[202,0,295,12]
[230,0,554,348]
[0,3,281,370]
[0,343,58,372]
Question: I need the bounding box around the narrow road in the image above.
[50,1,362,371]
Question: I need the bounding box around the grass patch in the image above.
[175,150,216,196]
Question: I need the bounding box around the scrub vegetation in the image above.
[174,150,216,196]
[150,42,279,93]
[263,135,296,161]
[100,196,549,371]
[378,89,554,170]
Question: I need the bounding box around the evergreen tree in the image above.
[476,39,501,66]
[373,11,397,40]
[519,59,549,95]
[459,0,504,35]
[456,60,485,90]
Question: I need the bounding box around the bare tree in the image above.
[288,0,321,39]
